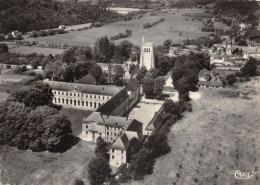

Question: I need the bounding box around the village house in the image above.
[198,68,223,88]
[45,80,123,110]
[109,119,143,167]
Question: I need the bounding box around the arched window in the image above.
[70,99,72,105]
[94,102,96,108]
[90,102,92,107]
[62,98,64,104]
[74,100,76,106]
[78,100,80,106]
[86,125,88,129]
[66,99,68,104]
[86,101,88,107]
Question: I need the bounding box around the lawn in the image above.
[125,77,260,185]
[59,108,93,135]
[0,73,32,83]
[25,8,211,47]
[0,141,95,185]
[9,46,65,56]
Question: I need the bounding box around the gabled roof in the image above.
[145,107,165,132]
[45,80,121,96]
[96,88,129,115]
[75,74,96,85]
[110,131,138,150]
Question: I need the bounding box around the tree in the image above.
[241,57,257,77]
[144,132,171,159]
[41,113,72,152]
[155,76,166,96]
[0,43,8,53]
[16,33,23,40]
[44,60,66,81]
[88,157,111,185]
[149,68,160,79]
[163,39,172,50]
[62,48,76,64]
[30,30,38,38]
[95,137,109,159]
[112,65,125,84]
[237,40,247,46]
[226,74,237,85]
[90,64,102,82]
[11,81,53,109]
[130,148,155,180]
[136,66,148,82]
[127,137,143,162]
[142,75,155,96]
[31,57,41,69]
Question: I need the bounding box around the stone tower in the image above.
[139,37,155,70]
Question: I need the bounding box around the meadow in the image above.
[9,46,65,56]
[126,77,260,185]
[25,8,215,47]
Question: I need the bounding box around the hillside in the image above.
[0,0,121,34]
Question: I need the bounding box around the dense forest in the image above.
[0,0,121,34]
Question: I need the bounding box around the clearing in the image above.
[25,8,213,47]
[126,77,260,185]
[9,46,65,56]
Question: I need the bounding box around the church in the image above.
[139,37,155,70]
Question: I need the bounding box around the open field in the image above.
[9,46,65,56]
[0,140,95,185]
[60,108,93,135]
[25,8,214,47]
[126,77,260,185]
[0,73,32,83]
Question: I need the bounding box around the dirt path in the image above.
[127,77,260,185]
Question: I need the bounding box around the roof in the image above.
[96,88,129,115]
[145,107,165,132]
[198,81,223,87]
[110,131,138,150]
[45,80,121,96]
[126,119,142,134]
[83,112,130,128]
[75,74,96,85]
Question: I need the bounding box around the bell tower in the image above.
[139,37,155,70]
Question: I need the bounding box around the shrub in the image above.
[226,74,237,85]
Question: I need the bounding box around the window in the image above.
[114,133,116,136]
[99,133,102,136]
[86,94,88,98]
[62,98,64,104]
[82,101,84,106]
[94,95,96,99]
[90,102,92,107]
[86,125,88,129]
[58,98,60,103]
[54,91,56,94]
[58,91,60,95]
[70,93,72,96]
[78,100,80,106]
[74,93,76,97]
[70,100,72,105]
[107,132,109,136]
[74,100,76,106]
[66,99,68,104]
[66,92,68,96]
[78,94,80,97]
[112,155,114,159]
[112,149,114,153]
[62,92,64,95]
[103,96,105,100]
[86,101,88,106]
[99,96,100,99]
[85,131,88,134]
[90,95,92,98]
[121,150,124,154]
[94,102,96,108]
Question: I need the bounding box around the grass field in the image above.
[126,77,260,185]
[25,8,215,47]
[0,73,32,83]
[9,46,65,56]
[59,108,93,135]
[0,140,95,185]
